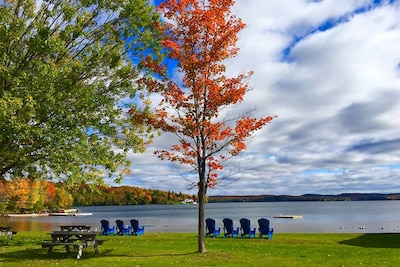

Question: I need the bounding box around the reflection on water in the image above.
[0,216,53,231]
[11,220,54,231]
[2,201,400,233]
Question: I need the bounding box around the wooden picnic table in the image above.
[41,231,104,259]
[0,226,17,240]
[58,225,91,231]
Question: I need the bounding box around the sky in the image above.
[108,0,400,196]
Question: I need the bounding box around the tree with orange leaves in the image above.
[133,0,276,252]
[7,178,41,212]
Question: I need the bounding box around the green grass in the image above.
[1,232,400,266]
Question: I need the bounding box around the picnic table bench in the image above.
[41,230,105,259]
[0,227,17,240]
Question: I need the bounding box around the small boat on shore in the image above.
[273,214,303,219]
[181,199,197,204]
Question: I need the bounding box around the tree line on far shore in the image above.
[0,178,194,213]
[208,193,400,203]
[72,184,194,206]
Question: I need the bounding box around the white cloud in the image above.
[116,0,400,196]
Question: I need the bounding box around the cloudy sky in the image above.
[109,0,400,196]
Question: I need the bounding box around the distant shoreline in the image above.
[208,193,400,203]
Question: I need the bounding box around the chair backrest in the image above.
[130,219,140,232]
[223,218,234,234]
[205,218,216,232]
[239,218,251,234]
[258,218,270,234]
[101,220,110,229]
[115,220,124,229]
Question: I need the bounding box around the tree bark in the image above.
[197,171,207,253]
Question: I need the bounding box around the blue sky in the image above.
[109,0,400,196]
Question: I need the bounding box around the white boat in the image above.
[181,199,197,204]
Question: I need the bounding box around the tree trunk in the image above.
[197,173,207,253]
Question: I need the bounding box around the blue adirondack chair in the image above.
[239,218,256,238]
[100,220,115,235]
[115,220,131,236]
[130,219,145,236]
[205,218,221,237]
[222,218,239,238]
[258,218,273,239]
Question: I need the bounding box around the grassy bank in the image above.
[1,232,400,266]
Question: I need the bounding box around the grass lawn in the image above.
[1,232,400,266]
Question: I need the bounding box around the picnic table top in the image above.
[51,230,96,236]
[58,225,91,231]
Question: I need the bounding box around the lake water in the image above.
[2,201,400,233]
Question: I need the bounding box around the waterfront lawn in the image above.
[1,232,400,266]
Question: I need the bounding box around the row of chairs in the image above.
[205,218,273,239]
[100,219,144,236]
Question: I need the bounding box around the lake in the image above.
[2,201,400,233]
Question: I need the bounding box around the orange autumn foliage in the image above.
[6,178,41,211]
[45,181,57,204]
[135,0,276,188]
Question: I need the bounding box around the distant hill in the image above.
[208,193,400,203]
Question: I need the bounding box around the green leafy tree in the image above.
[0,0,163,184]
[54,186,73,209]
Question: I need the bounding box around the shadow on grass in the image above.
[0,247,198,263]
[339,233,400,248]
[0,247,116,262]
[109,251,199,258]
[1,238,31,247]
